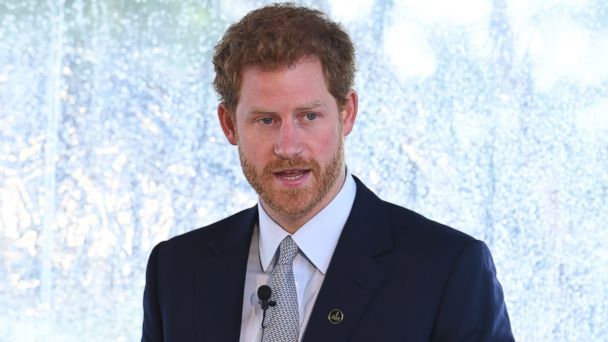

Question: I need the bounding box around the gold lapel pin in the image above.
[328,309,344,324]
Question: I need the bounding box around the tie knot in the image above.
[277,236,299,265]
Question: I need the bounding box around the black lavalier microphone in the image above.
[257,285,276,328]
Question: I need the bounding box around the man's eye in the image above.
[305,112,318,121]
[260,117,273,125]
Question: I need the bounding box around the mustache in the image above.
[264,157,319,173]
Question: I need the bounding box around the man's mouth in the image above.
[274,169,311,181]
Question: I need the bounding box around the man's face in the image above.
[218,57,357,229]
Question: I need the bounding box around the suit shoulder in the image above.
[383,200,477,251]
[350,177,477,254]
[153,206,256,257]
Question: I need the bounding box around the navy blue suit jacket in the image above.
[142,177,514,341]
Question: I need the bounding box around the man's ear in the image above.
[341,89,358,136]
[218,103,238,145]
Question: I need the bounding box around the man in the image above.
[142,3,514,341]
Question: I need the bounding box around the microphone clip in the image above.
[257,285,276,328]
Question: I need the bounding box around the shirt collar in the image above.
[258,170,357,274]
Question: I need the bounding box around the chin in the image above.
[263,190,316,218]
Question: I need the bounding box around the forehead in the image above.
[241,56,324,83]
[237,57,335,110]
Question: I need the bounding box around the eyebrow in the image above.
[247,101,328,115]
[295,101,327,111]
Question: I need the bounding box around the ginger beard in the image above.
[239,132,344,220]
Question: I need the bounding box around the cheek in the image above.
[311,128,341,158]
[239,134,273,161]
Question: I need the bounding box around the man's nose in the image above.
[273,121,303,159]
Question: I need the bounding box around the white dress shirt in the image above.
[239,172,357,342]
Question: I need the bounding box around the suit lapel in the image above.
[303,178,392,341]
[194,206,257,342]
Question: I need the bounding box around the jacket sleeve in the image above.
[431,240,515,342]
[142,242,164,342]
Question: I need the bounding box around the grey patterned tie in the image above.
[262,236,300,342]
